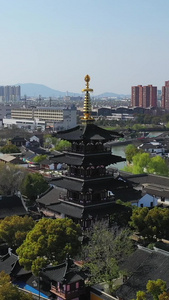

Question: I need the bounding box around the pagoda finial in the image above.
[81,75,94,123]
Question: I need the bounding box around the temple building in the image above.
[40,256,87,300]
[37,75,129,229]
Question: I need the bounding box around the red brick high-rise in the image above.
[162,81,169,110]
[131,84,157,108]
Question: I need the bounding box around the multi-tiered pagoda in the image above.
[39,75,128,228]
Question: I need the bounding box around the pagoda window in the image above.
[67,284,70,292]
[68,191,73,201]
[86,167,90,177]
[100,165,105,176]
[80,166,84,177]
[70,166,75,175]
[77,166,81,176]
[90,166,95,176]
[76,281,79,289]
[79,193,84,204]
[90,142,94,151]
[86,143,90,153]
[72,142,77,151]
[79,142,85,152]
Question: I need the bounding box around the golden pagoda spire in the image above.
[81,74,94,123]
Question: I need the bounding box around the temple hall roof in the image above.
[0,195,27,219]
[51,176,129,192]
[116,246,169,300]
[56,123,123,142]
[54,152,125,166]
[41,257,86,284]
[45,201,125,219]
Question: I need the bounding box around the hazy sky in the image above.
[1,0,169,95]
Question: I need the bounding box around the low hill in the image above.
[17,83,130,98]
[18,83,80,98]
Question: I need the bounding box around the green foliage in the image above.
[20,172,49,201]
[135,290,147,300]
[147,156,169,176]
[17,218,81,275]
[82,221,134,289]
[125,144,142,163]
[0,163,26,195]
[44,134,59,149]
[147,279,166,300]
[110,200,133,227]
[0,144,20,153]
[159,291,169,300]
[130,207,169,242]
[0,215,35,248]
[55,140,71,151]
[33,154,47,163]
[0,271,33,300]
[124,151,169,176]
[134,279,167,300]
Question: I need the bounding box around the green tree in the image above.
[17,218,81,275]
[134,279,167,300]
[135,291,147,300]
[0,144,20,153]
[0,271,33,300]
[124,152,169,177]
[130,207,169,242]
[55,140,71,151]
[0,163,26,195]
[33,154,47,163]
[0,215,35,248]
[129,207,149,235]
[147,156,169,176]
[44,135,59,149]
[81,221,133,290]
[147,279,166,300]
[125,144,142,163]
[159,292,169,300]
[20,173,49,201]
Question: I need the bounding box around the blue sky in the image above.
[1,0,169,95]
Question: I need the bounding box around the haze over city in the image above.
[1,0,169,95]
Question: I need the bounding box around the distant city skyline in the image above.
[1,0,169,95]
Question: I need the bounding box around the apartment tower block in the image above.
[162,81,169,110]
[131,85,157,108]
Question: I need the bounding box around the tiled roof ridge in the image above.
[38,186,53,199]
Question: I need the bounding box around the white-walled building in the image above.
[3,105,77,131]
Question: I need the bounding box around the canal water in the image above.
[110,131,164,170]
[111,145,127,170]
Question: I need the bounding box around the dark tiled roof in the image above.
[22,150,36,160]
[0,252,18,275]
[118,171,169,187]
[40,158,52,165]
[46,202,84,218]
[41,258,86,284]
[116,247,169,300]
[25,146,50,155]
[54,153,125,166]
[118,171,169,198]
[56,124,123,142]
[37,187,67,206]
[47,201,123,219]
[0,196,27,219]
[51,176,129,192]
[11,136,26,142]
[113,188,142,203]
